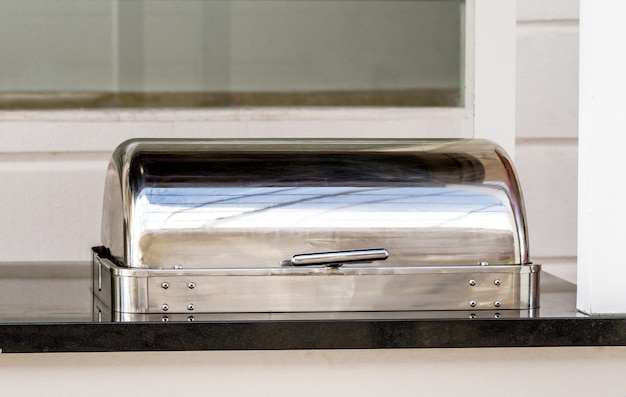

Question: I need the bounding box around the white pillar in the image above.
[578,0,626,314]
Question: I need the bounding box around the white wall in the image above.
[1,348,626,397]
[514,0,579,283]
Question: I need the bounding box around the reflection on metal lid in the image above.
[101,139,528,269]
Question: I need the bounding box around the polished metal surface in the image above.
[101,138,529,270]
[0,261,577,323]
[92,252,540,314]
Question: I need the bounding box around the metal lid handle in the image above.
[282,248,388,268]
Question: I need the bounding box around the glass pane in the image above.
[0,0,464,109]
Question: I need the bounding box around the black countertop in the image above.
[1,262,625,353]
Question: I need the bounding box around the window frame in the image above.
[0,0,516,155]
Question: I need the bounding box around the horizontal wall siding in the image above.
[515,1,579,274]
[0,108,466,153]
[515,139,578,260]
[0,154,107,262]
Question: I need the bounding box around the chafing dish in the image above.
[93,139,539,321]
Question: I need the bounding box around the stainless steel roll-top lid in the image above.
[100,139,529,269]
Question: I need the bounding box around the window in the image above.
[0,0,516,148]
[0,0,463,109]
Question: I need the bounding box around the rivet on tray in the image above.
[469,300,477,307]
[162,303,169,311]
[188,282,196,290]
[494,279,501,286]
[494,301,501,308]
[161,282,170,289]
[494,313,501,319]
[479,261,489,266]
[187,303,195,311]
[469,280,476,286]
[187,316,195,322]
[174,264,183,270]
[469,313,477,319]
[162,316,169,322]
